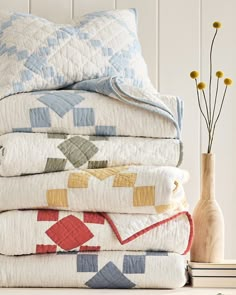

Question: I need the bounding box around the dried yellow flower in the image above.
[197,82,206,90]
[213,21,222,29]
[224,78,233,86]
[190,71,199,79]
[216,71,224,78]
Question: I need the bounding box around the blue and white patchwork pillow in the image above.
[0,9,155,100]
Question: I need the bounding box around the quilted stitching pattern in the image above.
[0,252,188,288]
[0,90,181,138]
[0,9,154,100]
[0,165,189,214]
[46,215,94,250]
[0,210,192,255]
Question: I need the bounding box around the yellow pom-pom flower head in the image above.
[190,71,199,79]
[213,21,222,29]
[197,82,206,90]
[216,71,224,78]
[224,78,233,86]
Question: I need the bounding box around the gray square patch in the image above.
[123,255,145,274]
[146,251,168,256]
[58,136,98,168]
[44,158,67,173]
[88,160,108,169]
[77,254,98,272]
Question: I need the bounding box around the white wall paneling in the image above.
[30,0,72,23]
[0,0,29,12]
[158,0,201,216]
[0,0,235,258]
[74,0,115,19]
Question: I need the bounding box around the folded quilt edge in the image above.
[102,211,193,255]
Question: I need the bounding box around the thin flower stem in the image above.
[209,29,218,127]
[207,124,212,153]
[209,85,228,151]
[202,89,210,126]
[210,77,220,130]
[202,89,211,153]
[195,79,210,131]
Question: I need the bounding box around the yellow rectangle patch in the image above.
[68,173,89,188]
[47,189,68,207]
[133,186,155,206]
[113,173,137,187]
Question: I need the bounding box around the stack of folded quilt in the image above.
[0,9,193,288]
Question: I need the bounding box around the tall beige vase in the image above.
[190,153,224,262]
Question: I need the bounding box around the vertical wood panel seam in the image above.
[200,0,203,157]
[71,0,74,19]
[28,0,31,13]
[115,0,117,10]
[157,0,160,91]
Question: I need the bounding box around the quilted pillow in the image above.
[0,9,155,99]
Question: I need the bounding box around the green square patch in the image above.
[44,158,67,173]
[58,136,98,168]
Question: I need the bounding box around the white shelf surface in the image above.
[0,288,236,295]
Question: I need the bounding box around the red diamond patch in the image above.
[80,245,100,252]
[36,244,57,253]
[84,212,105,224]
[46,215,94,251]
[37,210,59,221]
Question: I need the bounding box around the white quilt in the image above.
[0,210,192,255]
[0,133,182,176]
[0,165,189,214]
[0,251,188,288]
[0,90,181,138]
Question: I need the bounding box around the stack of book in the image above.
[189,261,236,287]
